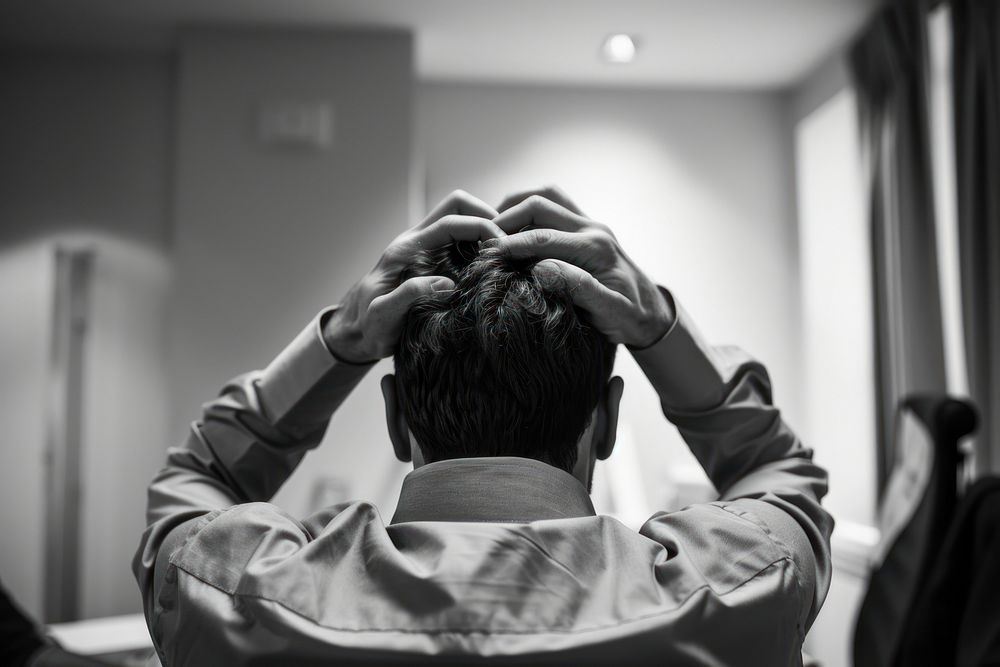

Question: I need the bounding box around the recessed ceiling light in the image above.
[602,33,638,64]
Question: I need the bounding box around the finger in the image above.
[368,275,454,332]
[497,186,584,215]
[418,190,498,229]
[493,195,595,235]
[484,228,615,272]
[532,259,631,316]
[412,214,504,248]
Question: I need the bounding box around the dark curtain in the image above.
[953,0,1000,476]
[849,0,948,494]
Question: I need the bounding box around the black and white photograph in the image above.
[0,0,997,665]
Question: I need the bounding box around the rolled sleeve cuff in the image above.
[257,307,375,428]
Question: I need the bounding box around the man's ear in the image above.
[596,376,624,460]
[380,374,411,463]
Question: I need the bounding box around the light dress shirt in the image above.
[133,293,833,666]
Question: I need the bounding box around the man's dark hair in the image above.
[394,242,616,473]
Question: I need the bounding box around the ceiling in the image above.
[0,0,880,89]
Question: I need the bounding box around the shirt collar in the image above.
[391,456,596,524]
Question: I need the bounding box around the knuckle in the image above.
[525,194,549,210]
[530,228,556,246]
[439,190,472,213]
[542,184,565,201]
[635,309,653,329]
[591,220,614,236]
[433,214,460,227]
[585,230,617,258]
[579,273,599,295]
[533,261,563,288]
[381,242,409,264]
[397,280,422,299]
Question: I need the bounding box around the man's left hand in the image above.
[485,192,673,349]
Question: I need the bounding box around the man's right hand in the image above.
[324,190,502,364]
[485,191,675,349]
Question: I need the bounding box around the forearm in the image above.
[134,308,373,617]
[149,309,371,514]
[630,290,819,493]
[631,289,833,626]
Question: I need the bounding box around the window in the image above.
[795,87,876,528]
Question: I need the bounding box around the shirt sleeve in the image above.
[132,307,373,630]
[630,288,834,630]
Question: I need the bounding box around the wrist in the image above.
[629,285,676,350]
[322,309,377,365]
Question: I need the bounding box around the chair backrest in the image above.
[853,395,977,667]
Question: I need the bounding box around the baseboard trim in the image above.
[831,521,880,579]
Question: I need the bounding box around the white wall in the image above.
[418,83,802,513]
[79,236,171,618]
[169,28,416,519]
[0,242,54,619]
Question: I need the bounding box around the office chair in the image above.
[852,394,977,667]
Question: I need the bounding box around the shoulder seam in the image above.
[715,501,806,635]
